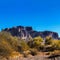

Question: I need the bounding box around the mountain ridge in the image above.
[2,26,59,40]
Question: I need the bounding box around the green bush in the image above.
[45,36,52,45]
[0,32,14,56]
[0,31,21,57]
[51,40,60,50]
[19,40,29,52]
[33,36,43,50]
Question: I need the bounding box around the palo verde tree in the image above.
[32,36,43,50]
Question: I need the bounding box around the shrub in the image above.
[33,36,43,50]
[23,50,31,57]
[45,36,52,45]
[0,31,21,57]
[19,40,29,52]
[51,40,60,50]
[30,49,38,56]
[0,32,14,56]
[27,40,33,48]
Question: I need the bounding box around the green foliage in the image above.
[45,36,60,51]
[51,40,60,50]
[0,31,30,57]
[0,31,22,57]
[0,31,60,57]
[33,36,43,49]
[28,36,44,51]
[45,36,52,45]
[0,31,14,56]
[19,40,29,51]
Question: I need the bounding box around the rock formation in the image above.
[2,26,59,40]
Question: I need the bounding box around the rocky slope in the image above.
[2,26,59,40]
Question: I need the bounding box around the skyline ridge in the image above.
[1,25,60,37]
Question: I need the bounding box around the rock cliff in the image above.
[2,26,59,40]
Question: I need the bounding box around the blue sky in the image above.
[0,0,60,36]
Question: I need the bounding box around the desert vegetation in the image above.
[0,31,60,60]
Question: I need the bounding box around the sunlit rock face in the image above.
[2,26,59,40]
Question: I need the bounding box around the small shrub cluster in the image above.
[28,36,43,51]
[30,49,38,56]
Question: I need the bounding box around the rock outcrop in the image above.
[2,26,59,40]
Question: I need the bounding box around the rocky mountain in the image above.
[2,26,59,40]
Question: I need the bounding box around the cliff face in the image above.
[2,26,59,40]
[30,31,59,39]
